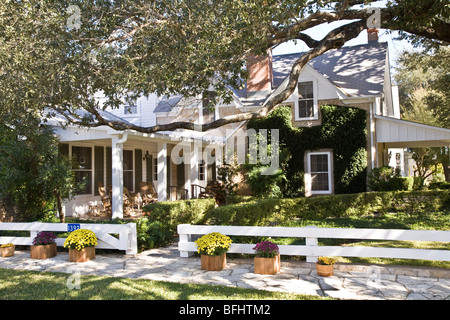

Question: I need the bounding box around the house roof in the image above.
[155,42,388,112]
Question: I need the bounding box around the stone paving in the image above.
[1,245,449,300]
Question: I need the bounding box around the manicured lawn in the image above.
[0,268,330,300]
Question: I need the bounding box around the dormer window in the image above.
[296,80,318,120]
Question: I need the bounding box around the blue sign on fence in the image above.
[67,223,81,232]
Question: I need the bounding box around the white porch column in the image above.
[157,142,167,201]
[190,143,199,199]
[112,134,128,219]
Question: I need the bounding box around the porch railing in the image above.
[168,186,188,201]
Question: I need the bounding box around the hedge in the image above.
[142,198,216,232]
[143,190,450,228]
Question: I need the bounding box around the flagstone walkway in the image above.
[1,245,449,300]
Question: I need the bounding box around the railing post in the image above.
[305,226,318,263]
[178,224,192,258]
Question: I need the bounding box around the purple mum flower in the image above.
[32,231,57,246]
[252,240,279,258]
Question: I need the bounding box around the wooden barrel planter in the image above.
[0,245,15,257]
[316,263,334,277]
[30,243,57,260]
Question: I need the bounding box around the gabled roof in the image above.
[155,42,389,112]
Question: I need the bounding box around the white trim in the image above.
[305,151,332,196]
[295,79,319,121]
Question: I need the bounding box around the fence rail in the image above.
[177,224,450,262]
[0,222,137,254]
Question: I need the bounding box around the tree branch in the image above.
[73,20,367,134]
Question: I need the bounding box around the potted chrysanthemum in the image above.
[30,231,58,259]
[316,256,336,277]
[194,232,232,271]
[63,229,98,262]
[252,240,281,275]
[0,243,15,257]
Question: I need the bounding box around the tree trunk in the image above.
[54,190,64,223]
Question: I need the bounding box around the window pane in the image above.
[72,147,92,170]
[298,100,314,118]
[123,150,133,170]
[310,154,328,172]
[298,82,314,99]
[124,171,133,192]
[75,171,92,194]
[311,173,329,191]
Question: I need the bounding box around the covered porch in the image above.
[54,125,222,219]
[375,115,450,176]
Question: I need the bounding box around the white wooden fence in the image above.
[0,222,138,254]
[177,224,450,262]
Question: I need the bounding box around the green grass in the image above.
[0,268,330,300]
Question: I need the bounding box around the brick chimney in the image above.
[368,28,379,44]
[246,49,273,96]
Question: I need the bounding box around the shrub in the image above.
[205,190,449,226]
[368,166,413,191]
[142,198,215,232]
[136,218,173,250]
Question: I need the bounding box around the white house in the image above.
[51,29,450,219]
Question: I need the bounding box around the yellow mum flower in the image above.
[64,229,97,250]
[194,232,232,256]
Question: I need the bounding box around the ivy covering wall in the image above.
[247,105,368,197]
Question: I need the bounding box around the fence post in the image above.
[305,226,318,263]
[178,224,192,258]
[126,223,138,255]
[29,222,42,242]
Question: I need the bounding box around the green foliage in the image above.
[368,166,413,191]
[0,1,447,134]
[136,218,173,250]
[248,105,367,197]
[246,166,285,198]
[205,190,450,226]
[0,122,76,221]
[142,198,216,232]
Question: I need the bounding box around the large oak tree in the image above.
[0,0,448,132]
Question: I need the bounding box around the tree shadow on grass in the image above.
[0,269,325,300]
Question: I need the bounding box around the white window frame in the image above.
[198,160,206,181]
[306,151,332,195]
[295,79,319,121]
